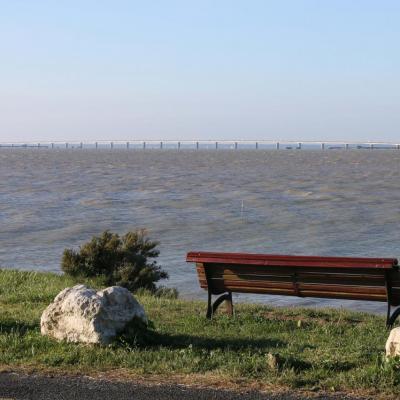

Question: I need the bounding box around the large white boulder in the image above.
[40,284,147,344]
[386,327,400,358]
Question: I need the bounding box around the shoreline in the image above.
[0,266,389,317]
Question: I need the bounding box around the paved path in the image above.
[0,372,370,400]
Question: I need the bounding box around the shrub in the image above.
[61,230,168,292]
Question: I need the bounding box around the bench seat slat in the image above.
[199,263,389,277]
[204,278,387,295]
[213,286,387,302]
[197,271,294,283]
[188,251,397,269]
[197,270,386,287]
[199,278,294,291]
[298,290,387,302]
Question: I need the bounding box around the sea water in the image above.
[1,149,399,314]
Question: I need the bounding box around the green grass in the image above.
[0,268,399,396]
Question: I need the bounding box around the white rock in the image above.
[385,327,400,358]
[40,285,147,344]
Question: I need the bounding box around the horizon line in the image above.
[1,139,399,145]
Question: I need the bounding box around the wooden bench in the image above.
[186,251,400,327]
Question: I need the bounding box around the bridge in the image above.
[0,140,399,150]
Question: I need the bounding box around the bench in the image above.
[186,251,400,327]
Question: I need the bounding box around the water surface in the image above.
[1,149,399,314]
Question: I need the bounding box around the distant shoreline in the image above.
[1,139,400,151]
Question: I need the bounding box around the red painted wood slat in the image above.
[187,251,398,269]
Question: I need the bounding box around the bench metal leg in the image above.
[225,292,233,316]
[387,306,400,328]
[206,290,213,319]
[387,301,391,327]
[206,290,233,319]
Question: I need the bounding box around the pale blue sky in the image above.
[0,1,399,142]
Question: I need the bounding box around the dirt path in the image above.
[0,372,371,400]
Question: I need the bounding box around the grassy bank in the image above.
[0,269,399,397]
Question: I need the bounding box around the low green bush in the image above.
[61,230,168,293]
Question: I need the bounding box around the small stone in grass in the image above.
[267,353,280,370]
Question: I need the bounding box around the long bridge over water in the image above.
[1,140,399,150]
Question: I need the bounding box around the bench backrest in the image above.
[187,252,400,305]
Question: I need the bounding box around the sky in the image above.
[0,0,399,142]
